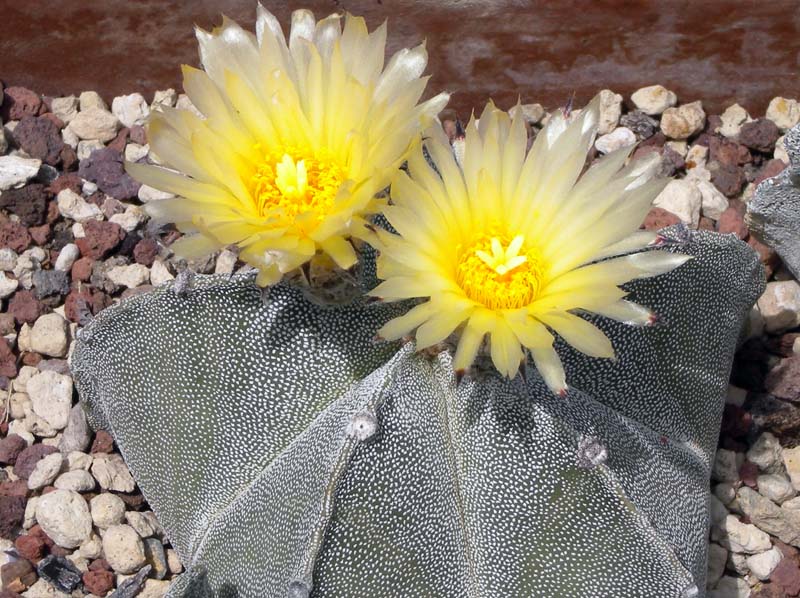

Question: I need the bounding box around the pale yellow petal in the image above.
[536,312,615,359]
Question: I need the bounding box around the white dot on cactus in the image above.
[682,583,699,597]
[576,435,608,469]
[287,580,310,598]
[346,410,379,442]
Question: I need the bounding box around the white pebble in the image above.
[30,312,69,358]
[112,93,151,128]
[631,84,677,115]
[55,243,81,272]
[746,546,782,581]
[106,263,151,289]
[102,524,147,574]
[0,155,41,191]
[594,126,636,154]
[27,370,73,430]
[36,489,93,548]
[27,452,64,490]
[57,188,103,223]
[90,492,126,528]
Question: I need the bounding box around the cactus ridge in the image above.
[71,229,764,597]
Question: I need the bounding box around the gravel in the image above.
[0,82,797,596]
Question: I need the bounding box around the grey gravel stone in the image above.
[58,405,91,454]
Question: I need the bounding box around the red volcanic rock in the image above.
[1,87,42,121]
[8,290,42,325]
[12,116,64,166]
[642,207,681,231]
[0,222,31,253]
[76,220,124,259]
[0,185,49,227]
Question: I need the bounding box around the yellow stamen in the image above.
[456,234,543,310]
[250,148,346,228]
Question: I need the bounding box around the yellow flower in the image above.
[371,98,691,394]
[127,6,449,286]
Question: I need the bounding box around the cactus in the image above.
[747,122,800,278]
[71,228,763,597]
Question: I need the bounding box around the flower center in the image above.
[251,149,346,225]
[456,234,543,310]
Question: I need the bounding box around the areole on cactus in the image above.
[70,5,766,598]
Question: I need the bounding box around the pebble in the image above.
[67,107,120,142]
[660,101,706,139]
[50,96,79,125]
[0,155,42,191]
[775,135,790,163]
[27,370,73,430]
[106,264,150,289]
[78,148,140,200]
[65,451,92,472]
[785,446,800,491]
[138,578,172,598]
[747,432,783,473]
[27,452,63,490]
[30,313,69,358]
[149,260,174,286]
[111,93,150,128]
[595,89,622,134]
[652,178,702,227]
[766,355,800,401]
[53,470,95,492]
[508,103,545,126]
[0,247,19,271]
[707,543,727,588]
[124,142,149,163]
[695,179,729,220]
[709,576,751,598]
[594,126,636,154]
[0,559,39,598]
[83,568,114,595]
[756,281,800,333]
[137,184,174,203]
[151,88,177,109]
[36,554,83,592]
[757,474,796,504]
[125,511,160,538]
[59,406,91,455]
[766,96,800,131]
[13,116,64,166]
[109,205,147,232]
[0,272,19,299]
[78,91,107,111]
[718,514,772,553]
[143,537,168,579]
[76,139,104,161]
[738,118,781,153]
[165,548,182,574]
[89,493,125,528]
[91,454,135,492]
[2,86,42,121]
[102,524,146,574]
[76,220,124,259]
[61,126,79,149]
[214,250,238,275]
[718,103,751,138]
[54,243,80,272]
[736,486,800,546]
[35,489,92,548]
[56,189,102,223]
[746,546,783,581]
[78,532,102,560]
[175,93,204,118]
[631,84,677,115]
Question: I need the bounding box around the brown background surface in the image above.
[1,0,799,118]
